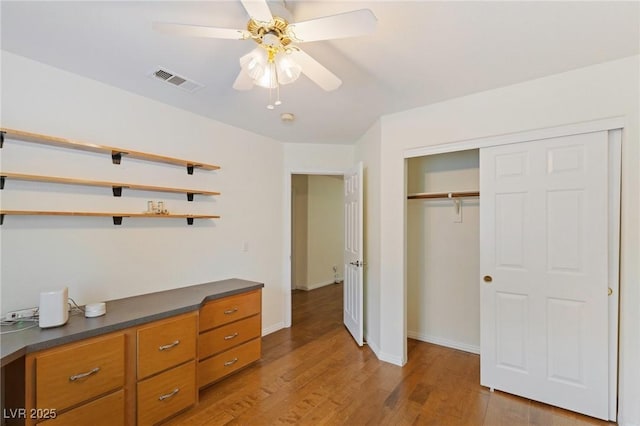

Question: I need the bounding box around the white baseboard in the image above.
[378,351,405,366]
[365,333,380,357]
[296,280,338,291]
[407,330,480,355]
[364,333,405,366]
[262,321,285,336]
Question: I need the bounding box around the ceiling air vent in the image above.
[151,67,204,93]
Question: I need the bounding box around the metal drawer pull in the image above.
[158,340,180,351]
[158,388,180,401]
[69,367,100,382]
[224,307,238,315]
[224,357,239,367]
[224,333,239,340]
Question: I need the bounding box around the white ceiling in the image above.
[2,1,638,145]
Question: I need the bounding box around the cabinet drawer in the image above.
[37,389,124,426]
[137,312,197,380]
[198,338,261,388]
[137,360,196,426]
[36,333,125,411]
[199,314,261,359]
[199,290,261,332]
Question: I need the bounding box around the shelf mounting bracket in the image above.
[112,186,122,197]
[0,176,5,190]
[113,216,123,225]
[111,151,125,165]
[0,131,4,148]
[187,193,194,202]
[187,165,194,175]
[0,214,4,225]
[187,218,194,225]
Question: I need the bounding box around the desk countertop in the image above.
[1,278,264,367]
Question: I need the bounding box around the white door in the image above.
[344,162,364,346]
[480,131,611,419]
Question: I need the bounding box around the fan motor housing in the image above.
[247,16,292,47]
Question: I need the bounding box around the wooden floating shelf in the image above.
[407,191,480,200]
[0,172,220,201]
[0,128,220,174]
[0,210,220,226]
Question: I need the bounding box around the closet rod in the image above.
[407,191,480,200]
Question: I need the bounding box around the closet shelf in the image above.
[0,172,220,200]
[0,128,220,174]
[0,210,220,226]
[407,191,480,200]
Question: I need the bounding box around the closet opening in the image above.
[406,149,480,354]
[402,120,622,421]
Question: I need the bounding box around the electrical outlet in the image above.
[5,308,37,320]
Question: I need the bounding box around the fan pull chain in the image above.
[266,57,283,109]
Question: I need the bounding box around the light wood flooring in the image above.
[167,283,614,425]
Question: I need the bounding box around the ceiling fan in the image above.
[153,0,376,105]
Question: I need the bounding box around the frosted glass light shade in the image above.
[239,47,301,89]
[276,55,301,85]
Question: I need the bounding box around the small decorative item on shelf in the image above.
[157,201,169,215]
[145,200,169,214]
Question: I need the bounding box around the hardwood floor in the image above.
[166,283,614,425]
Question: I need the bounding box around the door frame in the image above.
[403,116,623,419]
[283,168,348,328]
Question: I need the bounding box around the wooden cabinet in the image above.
[22,289,260,425]
[198,290,262,389]
[26,333,126,426]
[136,313,197,426]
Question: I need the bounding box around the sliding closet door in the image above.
[479,131,610,419]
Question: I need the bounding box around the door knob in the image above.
[483,275,493,283]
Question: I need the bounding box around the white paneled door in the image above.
[344,162,364,346]
[480,131,611,420]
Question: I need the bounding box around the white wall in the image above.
[354,120,382,356]
[406,150,480,353]
[375,55,639,424]
[0,51,286,335]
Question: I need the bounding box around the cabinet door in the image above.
[199,291,261,332]
[137,313,197,379]
[137,361,196,426]
[37,390,124,426]
[198,339,261,389]
[36,333,125,411]
[199,314,261,359]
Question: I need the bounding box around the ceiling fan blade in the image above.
[152,22,249,40]
[233,69,255,91]
[290,49,342,91]
[287,9,377,43]
[240,0,273,23]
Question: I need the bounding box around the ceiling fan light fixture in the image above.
[240,46,301,91]
[276,55,301,84]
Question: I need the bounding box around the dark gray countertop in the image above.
[0,278,264,367]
